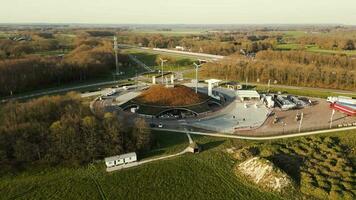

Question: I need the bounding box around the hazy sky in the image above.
[1,0,356,24]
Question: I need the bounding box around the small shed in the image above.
[105,152,137,168]
[187,142,201,153]
[236,90,260,101]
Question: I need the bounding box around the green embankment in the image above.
[1,130,355,200]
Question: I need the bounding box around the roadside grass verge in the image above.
[255,85,356,99]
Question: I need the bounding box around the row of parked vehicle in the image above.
[261,94,311,110]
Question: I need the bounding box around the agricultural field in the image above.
[131,28,207,36]
[122,50,196,74]
[1,130,355,200]
[281,31,308,38]
[276,43,356,55]
[122,48,197,65]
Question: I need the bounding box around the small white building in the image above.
[236,90,260,101]
[105,152,137,168]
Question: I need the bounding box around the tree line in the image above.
[117,32,276,55]
[0,39,127,97]
[297,36,355,50]
[0,93,152,166]
[201,50,356,90]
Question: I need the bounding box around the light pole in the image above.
[283,122,287,134]
[193,62,201,93]
[330,109,335,128]
[268,79,271,92]
[113,36,119,76]
[159,58,167,84]
[298,112,304,132]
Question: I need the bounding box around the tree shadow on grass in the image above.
[131,53,158,66]
[200,140,225,151]
[267,153,304,185]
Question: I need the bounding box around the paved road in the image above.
[152,126,356,141]
[120,44,224,61]
[2,80,120,101]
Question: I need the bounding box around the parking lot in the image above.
[238,98,356,136]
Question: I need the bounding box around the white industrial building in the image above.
[105,152,137,168]
[236,90,260,101]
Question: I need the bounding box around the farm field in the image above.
[122,47,202,62]
[1,130,355,200]
[276,43,356,55]
[122,50,196,74]
[131,29,207,36]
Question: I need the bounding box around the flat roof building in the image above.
[105,152,137,168]
[236,90,260,101]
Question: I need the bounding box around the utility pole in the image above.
[298,112,304,132]
[330,109,335,128]
[268,79,271,92]
[193,62,201,93]
[113,36,119,76]
[283,122,287,134]
[159,58,167,84]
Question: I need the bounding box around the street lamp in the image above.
[193,62,201,93]
[159,58,168,84]
[283,122,287,134]
[330,109,335,129]
[298,112,304,132]
[113,36,119,76]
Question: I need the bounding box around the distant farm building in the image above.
[105,152,137,168]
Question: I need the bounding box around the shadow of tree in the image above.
[131,53,158,66]
[200,140,225,151]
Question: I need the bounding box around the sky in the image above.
[1,0,356,24]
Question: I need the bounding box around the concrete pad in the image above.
[191,101,269,133]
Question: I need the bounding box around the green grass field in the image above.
[306,46,356,55]
[275,43,356,55]
[256,85,356,99]
[122,48,200,62]
[1,130,355,200]
[281,31,308,38]
[131,29,207,36]
[0,131,281,200]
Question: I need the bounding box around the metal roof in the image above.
[105,152,137,162]
[236,90,260,98]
